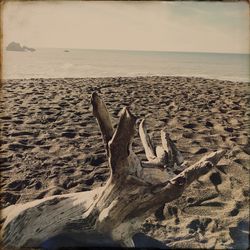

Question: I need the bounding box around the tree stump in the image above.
[1,92,225,248]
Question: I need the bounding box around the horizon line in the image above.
[33,46,249,55]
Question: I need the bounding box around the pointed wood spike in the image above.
[155,146,168,165]
[91,92,114,152]
[109,107,137,171]
[139,119,156,161]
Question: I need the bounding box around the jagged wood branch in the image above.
[139,119,156,161]
[108,107,137,174]
[91,92,114,155]
[140,120,184,174]
[161,129,184,168]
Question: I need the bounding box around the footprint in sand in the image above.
[227,201,243,217]
[224,127,234,133]
[62,179,78,189]
[183,123,197,129]
[12,119,24,125]
[0,192,20,208]
[61,131,77,138]
[0,163,12,172]
[205,121,214,128]
[163,205,179,224]
[29,180,43,190]
[84,154,106,167]
[8,143,35,151]
[6,180,30,191]
[186,217,213,234]
[35,191,48,200]
[10,131,37,137]
[209,172,222,192]
[84,177,95,186]
[0,116,12,121]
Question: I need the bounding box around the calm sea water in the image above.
[3,48,250,82]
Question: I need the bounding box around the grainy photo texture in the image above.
[1,1,249,249]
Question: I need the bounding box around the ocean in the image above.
[3,48,249,82]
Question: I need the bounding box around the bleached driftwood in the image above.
[1,92,225,248]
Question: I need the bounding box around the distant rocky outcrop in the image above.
[23,46,36,52]
[64,50,70,52]
[6,42,35,52]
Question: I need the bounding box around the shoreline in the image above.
[1,76,249,248]
[2,75,250,83]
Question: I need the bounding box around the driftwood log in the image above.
[1,92,225,248]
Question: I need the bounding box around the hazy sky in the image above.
[3,1,249,53]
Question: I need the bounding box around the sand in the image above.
[0,76,249,249]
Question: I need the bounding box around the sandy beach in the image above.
[1,76,249,248]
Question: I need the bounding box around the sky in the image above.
[3,1,249,54]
